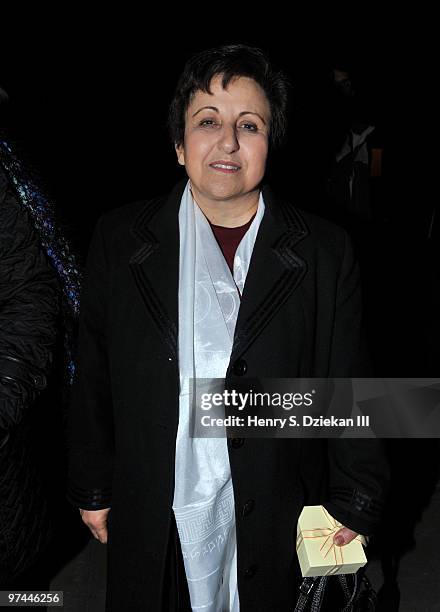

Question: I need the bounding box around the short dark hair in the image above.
[167,44,290,151]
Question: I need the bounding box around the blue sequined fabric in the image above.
[0,136,81,386]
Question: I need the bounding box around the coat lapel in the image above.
[128,179,187,362]
[229,184,309,366]
[128,178,310,367]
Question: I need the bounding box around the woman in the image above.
[0,91,80,588]
[67,45,389,611]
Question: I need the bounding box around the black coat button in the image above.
[241,499,255,517]
[232,359,247,376]
[244,564,258,579]
[33,373,46,390]
[231,438,245,449]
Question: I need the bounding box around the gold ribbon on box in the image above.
[296,506,367,576]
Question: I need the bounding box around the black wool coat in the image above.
[67,177,389,611]
[0,164,59,586]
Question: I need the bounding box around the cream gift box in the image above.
[296,505,367,577]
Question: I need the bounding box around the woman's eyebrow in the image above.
[192,106,266,125]
[192,105,219,116]
[240,111,266,125]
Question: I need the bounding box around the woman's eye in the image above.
[200,119,217,127]
[240,123,258,132]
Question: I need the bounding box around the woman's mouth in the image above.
[209,162,241,173]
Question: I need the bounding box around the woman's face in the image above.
[176,74,271,205]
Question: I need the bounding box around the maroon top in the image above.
[209,214,256,273]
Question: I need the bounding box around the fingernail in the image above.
[334,536,344,546]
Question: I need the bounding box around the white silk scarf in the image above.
[172,179,265,611]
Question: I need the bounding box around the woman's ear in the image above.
[175,143,185,166]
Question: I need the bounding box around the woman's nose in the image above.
[218,124,240,153]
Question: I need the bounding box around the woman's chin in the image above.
[196,180,254,203]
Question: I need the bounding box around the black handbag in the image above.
[294,568,378,612]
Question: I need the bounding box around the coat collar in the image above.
[129,177,310,367]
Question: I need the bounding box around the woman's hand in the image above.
[333,526,359,546]
[79,507,111,544]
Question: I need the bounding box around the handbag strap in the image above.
[311,576,330,612]
[294,572,359,612]
[339,573,358,611]
[294,576,328,612]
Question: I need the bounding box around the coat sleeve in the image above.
[66,214,115,510]
[323,230,390,536]
[0,166,59,446]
